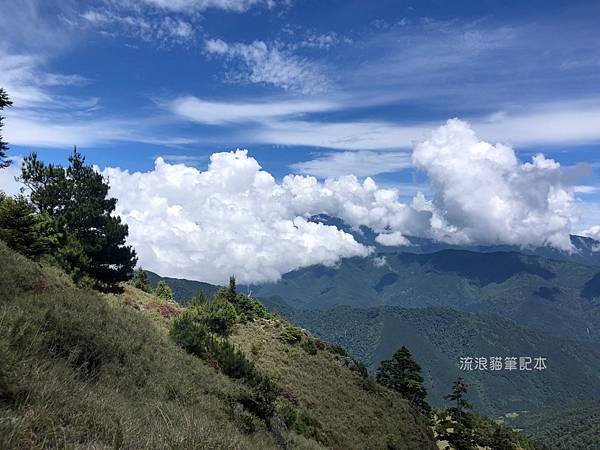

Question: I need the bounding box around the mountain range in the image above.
[144,222,600,443]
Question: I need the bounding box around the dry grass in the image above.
[0,241,436,449]
[230,318,436,450]
[0,242,276,449]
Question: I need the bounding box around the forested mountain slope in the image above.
[266,303,600,417]
[506,400,600,450]
[253,250,600,342]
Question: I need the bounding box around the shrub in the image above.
[170,310,278,421]
[354,359,369,378]
[188,290,209,308]
[240,375,278,419]
[169,311,209,356]
[329,344,348,357]
[295,411,326,445]
[155,281,174,301]
[279,325,302,344]
[277,401,298,428]
[207,338,257,380]
[196,299,238,336]
[131,268,151,293]
[360,376,379,393]
[0,194,54,259]
[300,339,318,355]
[233,294,268,322]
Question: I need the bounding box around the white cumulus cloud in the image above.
[375,231,411,247]
[412,119,575,250]
[96,120,584,284]
[104,151,380,284]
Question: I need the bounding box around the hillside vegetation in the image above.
[271,304,600,417]
[145,270,220,305]
[0,241,437,449]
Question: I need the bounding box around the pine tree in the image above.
[0,194,54,258]
[437,377,476,450]
[444,377,470,421]
[189,290,209,308]
[155,281,174,301]
[0,88,12,168]
[376,346,429,414]
[131,267,151,292]
[227,275,237,303]
[20,149,137,289]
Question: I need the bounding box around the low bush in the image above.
[239,375,278,419]
[278,325,302,344]
[169,311,210,356]
[195,299,238,336]
[170,311,278,421]
[329,344,348,357]
[233,294,268,322]
[300,339,318,355]
[276,401,298,428]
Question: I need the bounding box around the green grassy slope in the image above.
[0,243,274,449]
[253,250,600,342]
[0,242,436,449]
[271,304,600,417]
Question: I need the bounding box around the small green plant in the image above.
[196,298,238,335]
[169,311,209,356]
[188,290,209,307]
[279,325,302,344]
[233,294,268,322]
[131,267,151,292]
[329,344,348,357]
[276,401,297,428]
[295,410,326,445]
[300,338,318,355]
[155,281,174,301]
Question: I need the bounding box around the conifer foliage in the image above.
[437,377,477,450]
[155,280,174,301]
[376,345,430,414]
[19,149,136,289]
[0,194,55,259]
[131,267,152,293]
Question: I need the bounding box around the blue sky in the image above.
[1,0,600,280]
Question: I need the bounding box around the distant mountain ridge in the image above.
[310,213,600,267]
[145,270,220,305]
[252,249,600,342]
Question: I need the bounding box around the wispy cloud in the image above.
[139,0,278,13]
[168,95,337,125]
[204,39,329,94]
[80,9,196,46]
[254,119,431,150]
[0,51,92,107]
[471,100,600,146]
[291,151,412,178]
[5,109,195,149]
